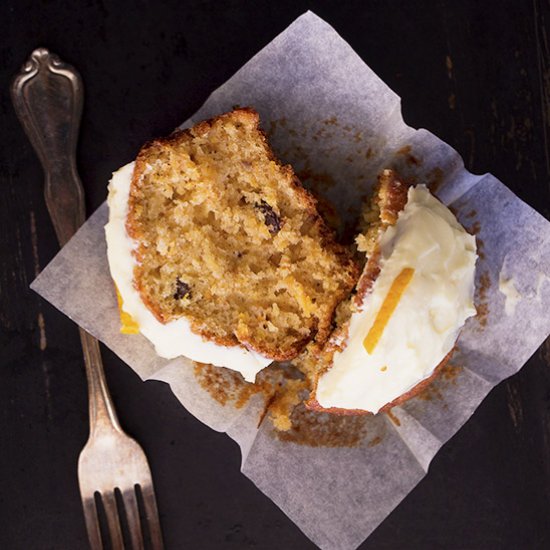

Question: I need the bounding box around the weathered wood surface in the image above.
[1,1,549,548]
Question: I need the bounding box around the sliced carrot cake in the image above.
[105,108,358,382]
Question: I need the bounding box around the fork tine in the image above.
[82,496,103,550]
[102,491,125,549]
[140,485,164,550]
[122,489,145,550]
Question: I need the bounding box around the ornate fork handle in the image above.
[11,48,121,435]
[12,48,85,245]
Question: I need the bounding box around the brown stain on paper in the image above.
[426,167,445,194]
[392,146,446,195]
[396,144,421,167]
[193,362,383,449]
[476,271,491,327]
[469,221,481,235]
[415,363,463,404]
[275,404,371,448]
[193,361,307,417]
[476,237,486,260]
[466,215,486,260]
[367,435,383,447]
[193,362,263,408]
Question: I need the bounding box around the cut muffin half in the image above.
[116,108,358,367]
[307,170,477,414]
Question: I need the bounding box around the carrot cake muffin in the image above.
[105,108,358,382]
[308,170,477,414]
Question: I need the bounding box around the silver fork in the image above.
[11,48,164,550]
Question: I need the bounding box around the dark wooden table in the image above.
[2,1,550,548]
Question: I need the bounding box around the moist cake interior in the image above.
[127,109,358,360]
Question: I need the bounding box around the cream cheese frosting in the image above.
[104,163,272,382]
[315,185,477,413]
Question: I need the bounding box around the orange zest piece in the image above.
[115,286,140,334]
[363,267,415,354]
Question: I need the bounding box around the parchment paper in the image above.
[31,12,550,550]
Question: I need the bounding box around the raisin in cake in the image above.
[308,169,477,414]
[105,108,358,382]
